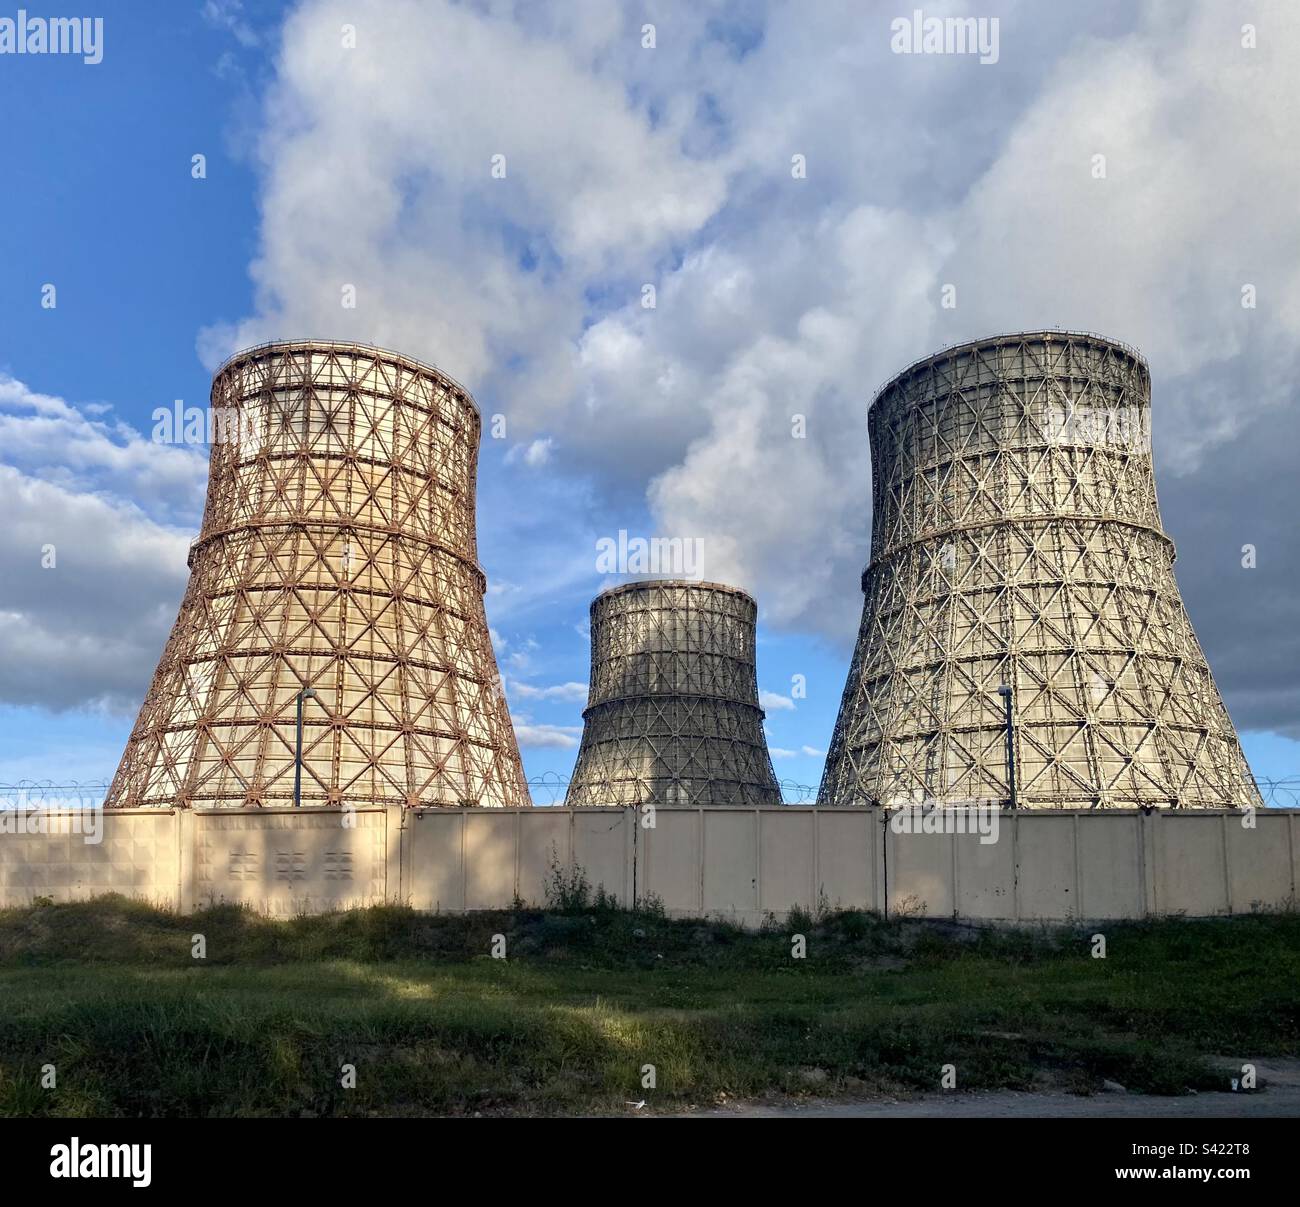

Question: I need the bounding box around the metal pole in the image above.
[294,688,316,807]
[998,684,1017,810]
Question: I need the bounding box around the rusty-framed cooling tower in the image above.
[105,341,529,809]
[820,331,1260,810]
[566,580,783,806]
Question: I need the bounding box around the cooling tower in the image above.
[820,331,1260,810]
[106,341,529,809]
[566,580,783,806]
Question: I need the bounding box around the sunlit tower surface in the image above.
[820,331,1261,809]
[105,341,529,809]
[566,580,783,806]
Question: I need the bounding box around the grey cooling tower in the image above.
[567,580,783,806]
[820,331,1260,809]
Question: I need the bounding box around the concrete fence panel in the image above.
[757,809,815,916]
[814,809,880,914]
[516,809,572,907]
[639,808,701,916]
[954,826,1016,920]
[1014,813,1080,920]
[404,809,466,912]
[1225,811,1295,913]
[402,807,635,912]
[1078,813,1145,919]
[513,808,632,907]
[0,810,179,909]
[886,828,955,917]
[462,811,519,910]
[190,808,388,915]
[1152,812,1230,917]
[639,808,880,923]
[702,810,759,919]
[572,808,634,907]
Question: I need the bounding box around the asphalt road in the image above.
[689,1059,1300,1118]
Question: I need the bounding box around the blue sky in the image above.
[1,1,1297,803]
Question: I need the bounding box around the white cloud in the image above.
[200,0,728,396]
[504,635,542,673]
[0,376,206,714]
[0,375,207,524]
[769,744,824,760]
[509,680,588,703]
[0,465,190,713]
[513,722,582,750]
[759,690,794,711]
[202,0,261,47]
[505,437,554,468]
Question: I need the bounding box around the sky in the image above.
[0,0,1297,804]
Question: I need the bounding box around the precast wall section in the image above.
[2,807,1295,923]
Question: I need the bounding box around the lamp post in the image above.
[997,683,1017,810]
[294,687,317,807]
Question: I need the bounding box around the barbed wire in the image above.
[0,776,820,807]
[0,780,109,806]
[524,775,818,805]
[778,779,819,805]
[1259,776,1300,808]
[523,777,1300,807]
[0,777,1295,808]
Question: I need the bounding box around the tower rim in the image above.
[213,339,479,417]
[594,579,757,608]
[868,329,1150,415]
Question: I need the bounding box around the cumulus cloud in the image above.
[759,690,794,712]
[509,680,589,704]
[505,438,554,468]
[0,375,206,714]
[0,465,191,714]
[0,376,207,524]
[513,721,582,750]
[770,744,824,760]
[199,0,728,391]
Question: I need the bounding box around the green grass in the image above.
[0,895,1297,1116]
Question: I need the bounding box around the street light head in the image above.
[302,688,317,699]
[997,684,1011,697]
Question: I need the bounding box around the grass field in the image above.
[1,894,1297,1116]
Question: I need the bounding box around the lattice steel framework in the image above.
[820,332,1260,809]
[566,581,782,806]
[106,341,529,809]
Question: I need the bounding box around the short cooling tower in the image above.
[820,331,1260,809]
[566,580,783,806]
[106,341,529,809]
